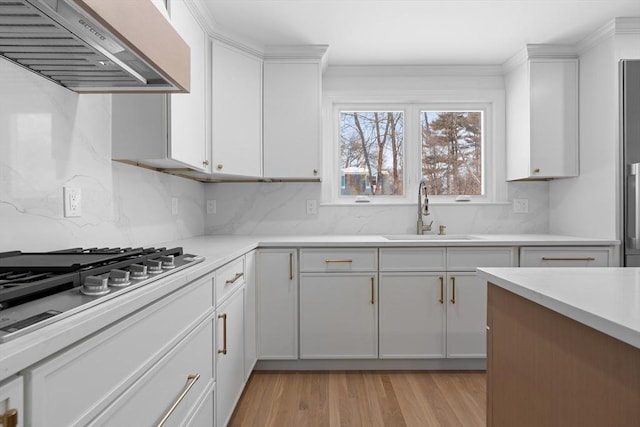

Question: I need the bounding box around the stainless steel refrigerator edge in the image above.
[622,59,640,266]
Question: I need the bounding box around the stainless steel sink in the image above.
[383,234,482,240]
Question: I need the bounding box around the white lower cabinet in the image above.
[0,375,22,427]
[379,273,445,358]
[300,273,378,358]
[244,250,257,378]
[256,249,298,359]
[24,273,215,427]
[215,287,245,427]
[445,273,487,358]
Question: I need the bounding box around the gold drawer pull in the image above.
[541,257,596,261]
[156,374,200,427]
[324,259,353,263]
[218,313,228,355]
[439,276,444,304]
[225,272,243,284]
[450,276,456,304]
[2,408,18,427]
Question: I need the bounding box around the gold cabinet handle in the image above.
[439,276,444,304]
[370,277,375,305]
[225,272,243,284]
[289,253,293,280]
[541,257,596,261]
[218,313,227,355]
[324,259,353,263]
[156,374,200,427]
[2,408,18,427]
[450,276,456,304]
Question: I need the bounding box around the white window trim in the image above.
[321,90,507,206]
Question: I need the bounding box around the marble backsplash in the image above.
[0,60,205,252]
[204,181,549,236]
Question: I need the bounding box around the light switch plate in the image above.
[206,199,217,214]
[171,197,178,216]
[306,199,317,215]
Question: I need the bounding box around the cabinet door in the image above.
[257,249,298,359]
[211,40,262,177]
[529,59,578,178]
[519,246,612,267]
[300,273,377,358]
[216,288,245,427]
[263,62,321,179]
[379,273,445,358]
[244,251,257,378]
[168,0,209,171]
[446,273,487,358]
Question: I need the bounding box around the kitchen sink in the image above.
[383,234,483,240]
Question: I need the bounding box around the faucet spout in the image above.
[417,177,430,234]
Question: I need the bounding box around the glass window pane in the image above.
[339,111,404,196]
[421,111,483,196]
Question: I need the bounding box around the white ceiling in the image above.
[199,0,640,66]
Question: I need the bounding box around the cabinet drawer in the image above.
[300,249,377,272]
[25,275,214,427]
[379,248,446,271]
[519,247,612,267]
[89,318,214,427]
[447,247,517,271]
[216,256,245,306]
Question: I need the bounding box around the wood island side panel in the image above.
[487,283,640,427]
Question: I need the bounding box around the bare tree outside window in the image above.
[421,111,483,195]
[340,111,404,196]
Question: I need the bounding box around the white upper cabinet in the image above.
[263,46,327,179]
[504,46,579,181]
[211,39,263,177]
[112,0,210,172]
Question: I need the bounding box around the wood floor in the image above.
[229,371,486,427]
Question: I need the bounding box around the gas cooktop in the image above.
[0,246,204,342]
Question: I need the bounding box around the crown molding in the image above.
[577,17,640,54]
[502,44,578,74]
[325,64,503,79]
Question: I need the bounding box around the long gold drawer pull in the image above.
[218,313,228,355]
[450,277,456,304]
[289,253,293,280]
[439,276,444,304]
[541,257,596,261]
[324,259,353,263]
[225,272,243,284]
[156,374,200,427]
[370,277,375,305]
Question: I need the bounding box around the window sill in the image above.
[321,201,512,207]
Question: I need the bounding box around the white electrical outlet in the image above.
[306,199,317,215]
[513,198,529,214]
[63,186,82,217]
[171,197,179,215]
[206,199,217,214]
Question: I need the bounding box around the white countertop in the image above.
[477,267,640,349]
[0,233,619,381]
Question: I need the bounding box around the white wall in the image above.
[0,60,205,251]
[549,21,640,240]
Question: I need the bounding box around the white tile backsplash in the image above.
[204,181,549,236]
[0,60,205,251]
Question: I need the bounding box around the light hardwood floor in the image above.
[229,371,486,427]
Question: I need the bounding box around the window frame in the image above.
[322,90,506,206]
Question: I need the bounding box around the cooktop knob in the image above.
[159,255,175,269]
[81,275,109,296]
[146,259,163,274]
[109,269,131,288]
[129,264,148,279]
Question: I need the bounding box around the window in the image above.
[421,111,483,196]
[339,111,404,196]
[324,92,504,205]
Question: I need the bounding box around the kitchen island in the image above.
[478,267,640,427]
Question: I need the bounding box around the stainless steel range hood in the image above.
[0,0,190,92]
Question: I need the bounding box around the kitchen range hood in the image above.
[0,0,190,92]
